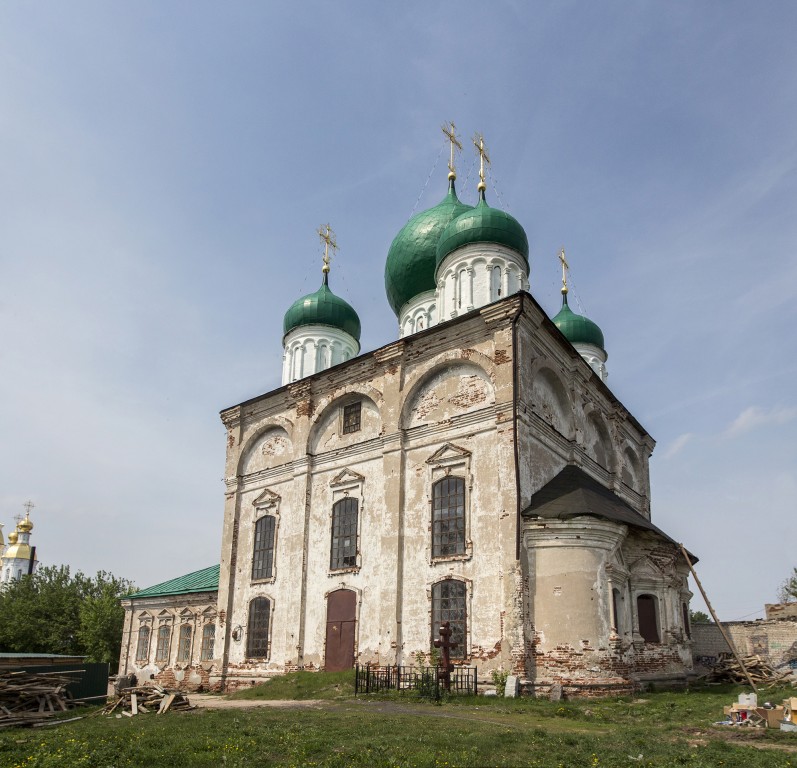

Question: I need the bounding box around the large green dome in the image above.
[283,276,361,342]
[384,179,472,316]
[436,190,529,268]
[552,295,605,351]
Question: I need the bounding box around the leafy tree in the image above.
[778,567,797,603]
[689,609,712,624]
[0,565,134,670]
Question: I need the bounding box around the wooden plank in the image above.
[130,693,138,715]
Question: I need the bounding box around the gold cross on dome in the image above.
[23,500,35,516]
[317,224,337,275]
[558,247,569,295]
[441,121,462,179]
[472,133,490,190]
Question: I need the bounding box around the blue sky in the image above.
[1,2,795,620]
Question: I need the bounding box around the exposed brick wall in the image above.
[692,619,797,673]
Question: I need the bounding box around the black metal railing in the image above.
[354,664,477,699]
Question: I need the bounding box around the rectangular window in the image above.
[342,402,361,434]
[155,625,171,662]
[330,498,358,570]
[637,594,660,643]
[432,580,467,659]
[247,598,271,658]
[200,624,215,661]
[135,626,151,662]
[177,624,192,662]
[432,476,466,558]
[252,515,276,580]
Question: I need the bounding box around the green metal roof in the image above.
[128,564,220,600]
[283,276,361,342]
[436,190,529,267]
[551,295,605,351]
[384,178,473,316]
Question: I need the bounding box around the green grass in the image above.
[1,681,796,767]
[228,669,355,700]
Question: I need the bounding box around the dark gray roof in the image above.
[522,465,696,561]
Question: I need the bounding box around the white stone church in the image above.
[119,133,695,695]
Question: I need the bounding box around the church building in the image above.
[119,129,695,695]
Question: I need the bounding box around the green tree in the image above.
[689,609,712,624]
[0,565,134,670]
[778,567,797,603]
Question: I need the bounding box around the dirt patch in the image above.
[189,694,325,710]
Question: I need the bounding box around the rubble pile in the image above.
[102,685,193,717]
[0,670,74,728]
[703,652,792,686]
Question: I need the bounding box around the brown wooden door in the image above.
[325,589,356,671]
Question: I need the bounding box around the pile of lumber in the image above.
[0,670,75,728]
[703,653,793,686]
[102,685,192,717]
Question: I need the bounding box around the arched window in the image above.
[155,625,171,662]
[252,516,276,580]
[177,625,192,662]
[200,624,216,661]
[432,477,465,558]
[637,594,660,643]
[330,498,358,570]
[135,626,151,662]
[490,265,501,301]
[247,597,271,658]
[431,580,467,659]
[682,602,691,639]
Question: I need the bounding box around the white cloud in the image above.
[725,405,797,437]
[663,433,693,459]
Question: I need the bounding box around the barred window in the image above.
[330,498,358,570]
[247,598,271,658]
[155,625,171,662]
[177,624,192,662]
[200,624,215,661]
[432,476,465,558]
[431,580,467,659]
[135,626,151,662]
[252,515,276,580]
[342,402,361,434]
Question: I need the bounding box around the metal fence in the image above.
[354,664,477,699]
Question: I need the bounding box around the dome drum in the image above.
[282,324,359,384]
[399,290,436,338]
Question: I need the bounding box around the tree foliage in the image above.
[778,567,797,603]
[689,609,712,624]
[0,565,134,669]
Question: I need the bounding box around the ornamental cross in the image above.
[317,224,337,275]
[433,621,458,691]
[442,121,462,178]
[472,133,490,190]
[558,247,569,295]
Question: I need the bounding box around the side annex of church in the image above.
[119,130,695,695]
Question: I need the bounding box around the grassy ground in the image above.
[1,676,796,767]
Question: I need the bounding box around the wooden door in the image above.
[325,589,356,671]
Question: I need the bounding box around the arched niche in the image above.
[401,360,495,430]
[583,408,615,472]
[308,392,382,455]
[238,426,292,476]
[530,363,574,439]
[620,445,642,490]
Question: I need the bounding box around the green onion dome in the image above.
[552,294,605,352]
[283,275,361,342]
[436,189,529,268]
[385,178,473,316]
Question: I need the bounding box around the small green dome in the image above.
[385,179,473,316]
[552,295,605,351]
[283,276,361,342]
[436,190,529,267]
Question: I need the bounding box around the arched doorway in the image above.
[325,589,356,671]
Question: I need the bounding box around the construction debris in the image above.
[102,685,193,717]
[717,692,796,729]
[701,652,792,686]
[0,670,76,728]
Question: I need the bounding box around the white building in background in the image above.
[1,503,39,584]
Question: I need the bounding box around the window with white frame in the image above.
[135,625,151,662]
[200,624,215,661]
[431,580,467,659]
